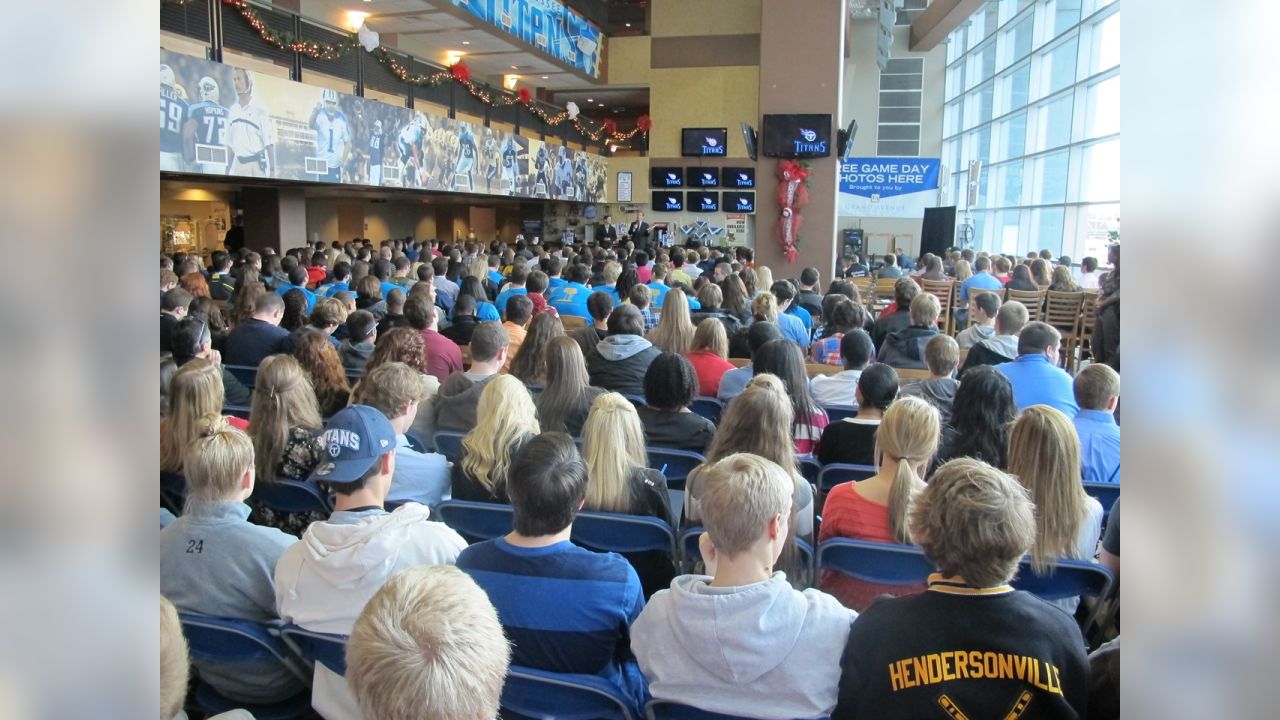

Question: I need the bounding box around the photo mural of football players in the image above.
[160,64,188,172]
[454,121,478,192]
[556,146,575,200]
[397,112,428,188]
[499,133,527,196]
[573,150,589,201]
[226,68,276,177]
[481,128,499,194]
[368,119,385,185]
[185,76,229,174]
[310,89,350,183]
[532,141,551,197]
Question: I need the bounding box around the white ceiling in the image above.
[301,0,603,89]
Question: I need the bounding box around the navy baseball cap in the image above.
[309,405,396,484]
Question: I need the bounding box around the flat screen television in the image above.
[687,191,720,213]
[650,166,684,187]
[722,167,755,188]
[761,113,833,158]
[681,127,728,157]
[721,191,755,213]
[651,191,685,212]
[690,167,720,187]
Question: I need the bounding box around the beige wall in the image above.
[651,0,761,37]
[648,66,759,159]
[838,23,948,257]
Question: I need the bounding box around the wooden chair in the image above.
[919,279,955,335]
[1044,291,1086,371]
[1075,290,1100,369]
[728,357,750,368]
[895,368,932,383]
[806,363,842,378]
[459,345,472,369]
[947,282,966,336]
[560,315,587,331]
[850,278,874,313]
[873,278,900,312]
[1004,288,1046,322]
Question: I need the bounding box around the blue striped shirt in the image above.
[458,537,648,711]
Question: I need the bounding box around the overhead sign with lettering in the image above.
[450,0,605,79]
[838,157,941,218]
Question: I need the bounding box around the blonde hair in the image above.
[696,283,723,310]
[1073,363,1120,410]
[602,261,622,284]
[647,288,695,354]
[750,292,779,322]
[248,355,323,483]
[909,292,941,326]
[347,566,510,720]
[700,453,792,558]
[690,317,728,358]
[910,458,1035,587]
[351,362,432,420]
[581,393,648,514]
[753,266,775,294]
[953,259,973,282]
[160,595,190,720]
[461,375,540,496]
[468,256,489,281]
[160,359,224,473]
[183,415,254,504]
[1007,405,1093,573]
[874,396,940,543]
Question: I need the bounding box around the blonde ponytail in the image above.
[875,396,941,544]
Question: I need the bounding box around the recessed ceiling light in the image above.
[586,98,593,102]
[541,75,549,79]
[511,65,519,69]
[625,22,631,27]
[462,41,470,45]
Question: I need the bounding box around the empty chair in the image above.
[223,363,259,389]
[795,455,822,486]
[1004,288,1046,322]
[161,471,186,514]
[501,665,637,720]
[689,397,723,424]
[822,405,858,423]
[572,510,677,557]
[436,500,515,543]
[178,613,311,720]
[1083,481,1120,518]
[433,430,467,463]
[816,538,934,589]
[1011,557,1114,630]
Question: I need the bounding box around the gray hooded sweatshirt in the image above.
[632,573,855,719]
[585,334,661,397]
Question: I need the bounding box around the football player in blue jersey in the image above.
[533,143,550,197]
[397,113,428,188]
[310,89,350,182]
[184,76,229,175]
[498,134,524,196]
[160,64,189,172]
[367,119,385,185]
[455,123,478,191]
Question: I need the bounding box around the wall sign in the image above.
[450,0,605,79]
[617,171,632,202]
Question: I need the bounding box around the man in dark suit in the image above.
[598,215,619,250]
[223,292,291,368]
[628,212,649,247]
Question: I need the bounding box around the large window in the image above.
[943,0,1118,261]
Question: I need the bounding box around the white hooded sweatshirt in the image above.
[632,573,856,719]
[274,504,466,720]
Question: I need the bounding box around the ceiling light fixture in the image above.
[541,75,549,79]
[462,41,470,45]
[625,22,632,27]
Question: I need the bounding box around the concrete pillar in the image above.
[240,187,309,253]
[755,0,845,277]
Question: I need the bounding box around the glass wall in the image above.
[943,0,1118,262]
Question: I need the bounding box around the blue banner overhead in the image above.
[450,0,605,79]
[838,157,941,218]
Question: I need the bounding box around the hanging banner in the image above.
[159,48,607,202]
[449,0,605,79]
[838,157,940,218]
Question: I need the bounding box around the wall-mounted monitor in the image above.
[722,167,755,188]
[650,167,684,187]
[681,127,728,157]
[761,113,833,158]
[721,191,756,213]
[690,167,720,187]
[687,191,720,213]
[652,191,685,212]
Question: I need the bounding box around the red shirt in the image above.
[420,328,463,383]
[637,265,653,284]
[227,415,250,431]
[818,483,926,611]
[685,350,734,397]
[306,265,328,287]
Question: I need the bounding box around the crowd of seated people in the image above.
[160,237,1119,720]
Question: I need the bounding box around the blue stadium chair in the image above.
[647,447,706,491]
[816,463,876,494]
[526,383,545,396]
[1012,558,1115,629]
[161,471,186,514]
[223,404,252,421]
[1083,481,1119,519]
[647,700,829,720]
[623,394,648,408]
[822,404,859,423]
[796,455,822,485]
[501,665,637,720]
[178,614,311,720]
[224,364,258,389]
[345,370,363,385]
[816,538,934,588]
[689,397,723,424]
[572,511,677,557]
[404,431,430,453]
[252,479,333,515]
[436,500,514,543]
[281,624,348,676]
[433,430,468,463]
[681,526,814,578]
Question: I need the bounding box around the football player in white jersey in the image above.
[160,64,188,172]
[397,113,428,188]
[184,76,230,175]
[226,68,276,177]
[310,88,350,182]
